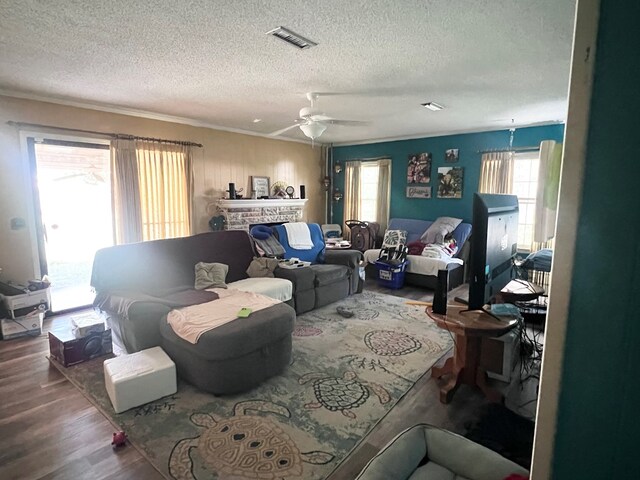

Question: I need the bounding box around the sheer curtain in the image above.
[478,152,514,194]
[343,160,361,229]
[534,140,563,243]
[111,139,194,244]
[376,159,392,231]
[343,158,391,232]
[110,138,143,244]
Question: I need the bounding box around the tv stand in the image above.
[426,304,519,404]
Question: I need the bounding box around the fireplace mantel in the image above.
[216,198,308,231]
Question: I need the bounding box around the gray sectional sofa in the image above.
[91,228,361,394]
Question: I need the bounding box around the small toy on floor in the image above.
[337,307,354,318]
[112,431,127,448]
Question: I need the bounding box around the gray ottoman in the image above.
[159,302,296,394]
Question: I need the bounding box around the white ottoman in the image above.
[104,346,177,414]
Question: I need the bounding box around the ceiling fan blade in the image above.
[325,119,370,126]
[268,124,300,136]
[309,114,333,122]
[54,172,85,181]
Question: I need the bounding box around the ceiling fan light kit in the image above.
[300,122,327,140]
[269,92,368,141]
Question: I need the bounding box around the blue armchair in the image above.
[272,223,326,263]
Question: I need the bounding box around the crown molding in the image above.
[0,88,563,148]
[329,120,565,147]
[0,88,314,146]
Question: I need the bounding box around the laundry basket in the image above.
[374,260,408,289]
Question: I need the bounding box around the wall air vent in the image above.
[266,26,317,50]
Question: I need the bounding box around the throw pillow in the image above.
[246,257,279,278]
[382,229,408,248]
[194,262,229,290]
[406,240,427,256]
[420,217,463,244]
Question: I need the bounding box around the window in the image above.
[359,163,381,222]
[512,151,540,250]
[343,159,391,230]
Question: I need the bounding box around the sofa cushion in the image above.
[194,262,228,289]
[228,277,293,302]
[311,264,349,287]
[91,231,255,296]
[409,463,461,480]
[420,217,463,244]
[274,266,316,292]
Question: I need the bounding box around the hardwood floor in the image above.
[0,281,540,480]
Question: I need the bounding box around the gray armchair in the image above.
[356,424,529,480]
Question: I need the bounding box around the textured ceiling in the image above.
[0,0,576,144]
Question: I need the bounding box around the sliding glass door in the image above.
[29,138,113,313]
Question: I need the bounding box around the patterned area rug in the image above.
[51,291,452,480]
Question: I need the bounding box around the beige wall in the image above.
[0,95,324,283]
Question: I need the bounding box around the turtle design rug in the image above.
[52,291,452,480]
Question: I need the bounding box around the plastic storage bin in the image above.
[374,260,408,289]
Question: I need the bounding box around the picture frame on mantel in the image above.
[251,176,270,198]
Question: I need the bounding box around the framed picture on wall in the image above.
[251,176,270,198]
[406,186,432,198]
[407,153,432,183]
[445,148,459,163]
[437,167,464,198]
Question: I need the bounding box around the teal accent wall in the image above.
[331,124,564,226]
[552,0,640,477]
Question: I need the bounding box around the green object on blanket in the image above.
[237,307,252,318]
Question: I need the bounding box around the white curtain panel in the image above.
[376,159,392,231]
[478,151,514,194]
[343,161,361,231]
[534,140,563,243]
[110,139,194,244]
[110,138,143,244]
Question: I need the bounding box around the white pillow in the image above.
[382,229,408,248]
[420,217,462,244]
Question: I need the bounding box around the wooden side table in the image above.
[427,304,519,404]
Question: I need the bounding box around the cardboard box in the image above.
[71,312,106,338]
[1,313,43,340]
[0,282,50,319]
[49,328,113,367]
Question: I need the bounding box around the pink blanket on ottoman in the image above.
[166,288,280,344]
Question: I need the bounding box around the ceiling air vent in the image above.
[266,26,317,50]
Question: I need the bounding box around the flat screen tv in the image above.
[468,193,519,311]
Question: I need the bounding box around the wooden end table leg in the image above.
[435,334,468,404]
[475,367,504,403]
[431,355,454,379]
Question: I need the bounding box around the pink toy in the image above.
[112,431,127,448]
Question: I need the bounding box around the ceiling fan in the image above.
[54,165,106,185]
[269,92,368,141]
